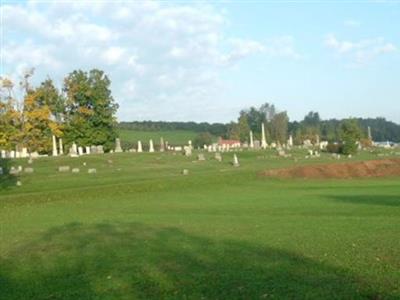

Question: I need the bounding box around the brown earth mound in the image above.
[262,159,400,179]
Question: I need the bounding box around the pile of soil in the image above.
[262,159,400,179]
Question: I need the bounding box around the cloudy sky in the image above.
[1,0,399,123]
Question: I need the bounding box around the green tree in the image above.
[193,132,213,148]
[340,118,362,155]
[237,113,250,142]
[271,111,289,144]
[63,69,119,151]
[0,77,21,150]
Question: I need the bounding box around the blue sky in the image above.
[1,1,399,123]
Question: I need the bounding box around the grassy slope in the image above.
[118,129,199,145]
[0,150,399,299]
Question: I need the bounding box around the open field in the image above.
[118,129,202,146]
[1,150,400,299]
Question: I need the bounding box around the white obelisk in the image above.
[52,135,58,156]
[261,123,267,149]
[149,139,154,153]
[249,130,254,148]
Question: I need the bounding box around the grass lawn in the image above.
[1,150,399,299]
[118,129,201,146]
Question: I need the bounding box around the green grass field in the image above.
[118,129,200,146]
[1,150,399,299]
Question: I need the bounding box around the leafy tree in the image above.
[0,77,21,150]
[193,132,213,148]
[271,111,289,144]
[63,69,119,151]
[22,87,62,153]
[237,113,250,142]
[227,122,240,141]
[340,118,362,155]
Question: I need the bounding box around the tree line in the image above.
[0,69,118,153]
[119,104,400,143]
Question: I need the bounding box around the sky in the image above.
[1,0,399,123]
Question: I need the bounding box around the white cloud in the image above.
[325,34,397,65]
[2,1,300,121]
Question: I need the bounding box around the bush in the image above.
[326,143,342,154]
[193,132,213,148]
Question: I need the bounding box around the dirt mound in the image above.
[262,159,400,179]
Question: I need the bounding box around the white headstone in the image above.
[233,154,240,167]
[72,142,78,155]
[115,138,123,152]
[0,150,5,158]
[86,146,91,154]
[249,130,254,148]
[52,135,58,156]
[21,147,28,158]
[78,146,84,156]
[149,139,154,152]
[10,150,15,158]
[137,141,143,153]
[59,138,64,155]
[288,135,293,148]
[261,123,267,149]
[160,137,165,152]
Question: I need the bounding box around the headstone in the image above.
[149,139,154,153]
[96,145,104,154]
[249,130,254,148]
[24,167,34,173]
[197,153,206,161]
[52,135,58,156]
[21,147,28,158]
[183,146,192,157]
[254,140,261,150]
[70,142,78,156]
[86,146,91,155]
[59,138,64,155]
[115,138,123,153]
[16,181,22,186]
[182,169,189,176]
[28,158,33,164]
[10,151,15,159]
[18,165,22,172]
[288,135,293,148]
[30,152,39,158]
[261,123,267,149]
[90,145,97,154]
[9,166,19,175]
[58,166,70,172]
[78,146,84,156]
[137,141,143,153]
[88,168,97,174]
[72,168,80,173]
[0,150,5,158]
[160,137,165,152]
[0,167,3,175]
[215,152,222,162]
[232,154,240,167]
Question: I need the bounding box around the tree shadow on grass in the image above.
[0,222,392,300]
[0,158,17,190]
[328,195,400,207]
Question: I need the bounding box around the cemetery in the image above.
[1,1,399,298]
[1,125,400,299]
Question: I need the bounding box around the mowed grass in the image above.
[1,150,400,299]
[118,129,200,146]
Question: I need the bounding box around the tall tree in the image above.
[271,111,289,144]
[63,69,119,150]
[22,86,62,153]
[340,118,362,155]
[0,77,21,150]
[237,113,250,142]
